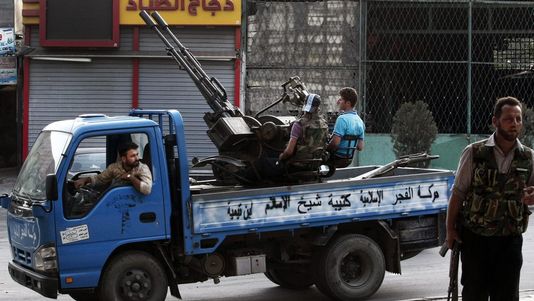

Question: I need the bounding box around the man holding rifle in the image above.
[446,96,534,300]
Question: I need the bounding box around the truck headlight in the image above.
[34,244,57,273]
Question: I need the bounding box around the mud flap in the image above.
[157,244,182,299]
[170,282,181,299]
[377,220,401,274]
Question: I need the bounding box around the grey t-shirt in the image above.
[91,161,152,195]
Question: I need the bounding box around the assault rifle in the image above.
[439,241,461,301]
[354,152,439,180]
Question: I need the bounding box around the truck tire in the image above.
[264,270,281,285]
[98,251,168,301]
[264,266,314,289]
[313,234,385,301]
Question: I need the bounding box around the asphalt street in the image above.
[1,167,534,300]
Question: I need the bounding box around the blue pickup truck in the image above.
[1,109,453,301]
[1,10,454,301]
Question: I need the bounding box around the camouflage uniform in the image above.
[453,135,534,301]
[463,140,532,236]
[291,114,329,167]
[241,114,328,183]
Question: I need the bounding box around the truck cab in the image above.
[3,109,454,301]
[4,112,184,299]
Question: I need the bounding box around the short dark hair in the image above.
[118,142,139,157]
[494,96,522,118]
[339,87,358,107]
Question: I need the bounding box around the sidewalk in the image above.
[402,289,534,300]
[0,167,17,195]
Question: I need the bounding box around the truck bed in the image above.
[189,166,454,235]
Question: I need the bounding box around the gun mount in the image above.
[140,11,326,185]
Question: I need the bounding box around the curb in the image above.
[399,289,534,301]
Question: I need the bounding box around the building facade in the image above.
[21,0,243,164]
[0,0,17,168]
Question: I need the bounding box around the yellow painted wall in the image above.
[22,0,241,26]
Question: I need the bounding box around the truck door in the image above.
[54,130,167,289]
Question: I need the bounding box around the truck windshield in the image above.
[13,131,72,200]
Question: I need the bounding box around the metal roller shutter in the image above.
[139,27,235,53]
[28,59,133,149]
[29,26,134,50]
[138,59,234,163]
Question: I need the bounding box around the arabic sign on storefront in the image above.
[0,56,17,85]
[0,28,16,85]
[0,28,16,56]
[120,0,241,25]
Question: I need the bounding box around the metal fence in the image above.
[245,0,534,134]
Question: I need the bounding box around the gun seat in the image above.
[283,147,327,182]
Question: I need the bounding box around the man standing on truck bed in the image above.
[327,87,365,167]
[446,96,534,300]
[74,142,152,195]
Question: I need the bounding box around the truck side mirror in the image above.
[0,194,9,209]
[46,174,58,201]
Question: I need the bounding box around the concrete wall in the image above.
[358,134,490,171]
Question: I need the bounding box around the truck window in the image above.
[13,131,71,201]
[63,133,152,219]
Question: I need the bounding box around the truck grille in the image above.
[13,246,32,265]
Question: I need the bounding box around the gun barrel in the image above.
[151,11,229,107]
[448,242,461,301]
[354,153,439,180]
[151,11,169,28]
[140,10,239,118]
[139,10,157,28]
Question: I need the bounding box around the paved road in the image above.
[1,168,534,300]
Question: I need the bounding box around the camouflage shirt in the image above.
[453,134,534,198]
[292,115,329,161]
[90,162,152,195]
[453,134,534,236]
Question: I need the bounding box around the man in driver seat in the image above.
[74,142,152,195]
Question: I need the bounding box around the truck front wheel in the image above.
[313,234,385,301]
[99,251,168,301]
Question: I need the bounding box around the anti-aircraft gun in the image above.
[139,10,327,185]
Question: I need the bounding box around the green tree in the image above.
[391,101,438,164]
[520,106,534,149]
